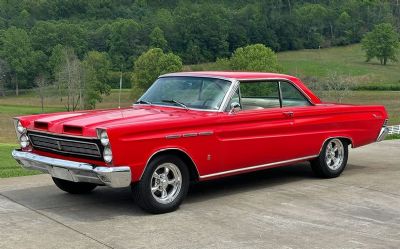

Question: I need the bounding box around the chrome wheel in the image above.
[150,163,182,204]
[325,139,344,171]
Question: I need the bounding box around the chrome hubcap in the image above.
[151,163,182,204]
[325,139,344,171]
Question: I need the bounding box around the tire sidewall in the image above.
[137,154,189,213]
[320,139,348,177]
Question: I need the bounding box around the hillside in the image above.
[189,44,400,87]
[278,44,400,87]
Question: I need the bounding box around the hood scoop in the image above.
[34,121,49,130]
[63,125,83,135]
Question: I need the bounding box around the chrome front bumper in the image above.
[12,150,131,188]
[376,126,389,142]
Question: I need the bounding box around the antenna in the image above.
[118,66,123,109]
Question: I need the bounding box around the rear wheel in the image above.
[132,154,189,214]
[52,177,97,194]
[311,138,348,178]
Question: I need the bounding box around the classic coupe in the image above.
[12,71,389,213]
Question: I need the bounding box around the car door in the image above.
[278,81,322,158]
[215,81,296,173]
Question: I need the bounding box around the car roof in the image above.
[160,71,298,81]
[160,71,322,104]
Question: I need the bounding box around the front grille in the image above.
[28,131,102,159]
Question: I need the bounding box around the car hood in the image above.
[20,105,217,137]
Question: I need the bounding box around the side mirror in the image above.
[229,102,241,114]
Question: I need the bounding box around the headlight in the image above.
[20,134,29,148]
[100,131,109,146]
[16,121,26,134]
[103,147,113,163]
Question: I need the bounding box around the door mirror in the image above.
[229,102,241,114]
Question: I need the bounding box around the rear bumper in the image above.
[376,126,389,142]
[12,150,131,188]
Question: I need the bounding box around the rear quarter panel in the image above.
[290,104,387,159]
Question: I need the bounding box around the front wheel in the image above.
[52,177,97,194]
[310,138,348,178]
[132,154,189,214]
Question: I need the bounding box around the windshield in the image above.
[137,76,232,111]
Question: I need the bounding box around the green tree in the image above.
[132,48,182,96]
[107,19,145,69]
[31,22,88,57]
[295,3,328,48]
[82,51,111,109]
[361,23,400,65]
[229,44,281,72]
[16,9,31,28]
[0,27,33,95]
[49,44,65,79]
[30,50,49,77]
[149,27,168,50]
[0,58,9,96]
[173,4,229,63]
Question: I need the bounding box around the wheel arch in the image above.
[140,148,200,182]
[319,136,353,155]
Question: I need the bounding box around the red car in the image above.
[12,71,389,213]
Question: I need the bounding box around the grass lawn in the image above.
[0,144,41,178]
[387,134,400,140]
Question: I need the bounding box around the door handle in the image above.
[283,111,294,118]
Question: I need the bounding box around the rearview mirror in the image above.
[229,102,241,114]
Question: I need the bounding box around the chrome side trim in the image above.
[182,133,198,137]
[165,131,214,139]
[198,131,214,136]
[140,148,200,180]
[199,155,318,179]
[166,134,181,139]
[12,150,131,188]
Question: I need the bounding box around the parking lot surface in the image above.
[0,140,399,249]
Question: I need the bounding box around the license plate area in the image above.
[50,167,75,181]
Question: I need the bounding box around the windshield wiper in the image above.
[135,100,152,105]
[161,99,189,110]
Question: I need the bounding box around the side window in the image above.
[240,81,280,110]
[280,82,310,107]
[200,80,231,110]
